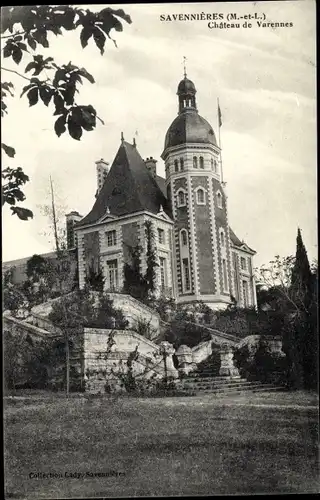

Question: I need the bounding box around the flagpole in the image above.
[217,97,224,184]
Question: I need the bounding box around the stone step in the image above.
[178,381,265,390]
[183,375,242,383]
[177,385,284,396]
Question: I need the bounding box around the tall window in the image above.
[240,257,247,270]
[214,159,218,173]
[180,158,184,171]
[177,190,186,207]
[193,156,198,169]
[182,258,191,292]
[106,230,117,246]
[107,259,118,291]
[222,259,228,291]
[180,229,188,246]
[174,160,179,172]
[199,156,204,169]
[158,228,165,244]
[242,280,249,307]
[159,257,167,289]
[196,188,205,205]
[217,192,223,208]
[220,230,225,247]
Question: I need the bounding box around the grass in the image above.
[4,391,319,498]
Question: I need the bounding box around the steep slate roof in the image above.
[78,141,172,227]
[229,227,256,253]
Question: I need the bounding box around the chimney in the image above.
[66,211,83,249]
[95,158,109,195]
[144,156,157,179]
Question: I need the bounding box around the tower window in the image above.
[180,229,188,246]
[196,187,206,205]
[220,230,225,247]
[106,230,117,247]
[182,258,191,292]
[177,189,186,207]
[180,158,184,171]
[211,158,214,170]
[174,160,179,172]
[199,156,204,169]
[222,259,229,292]
[158,228,165,244]
[217,191,223,209]
[193,156,198,169]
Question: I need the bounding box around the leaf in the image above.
[53,93,65,113]
[1,143,16,157]
[27,87,39,106]
[67,116,83,140]
[39,86,53,106]
[79,67,95,84]
[3,44,12,58]
[93,28,106,55]
[54,115,66,137]
[10,206,33,220]
[17,42,28,51]
[20,83,33,97]
[12,47,23,64]
[27,34,37,51]
[32,29,49,48]
[25,62,36,73]
[80,26,93,48]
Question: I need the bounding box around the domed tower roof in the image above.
[163,75,217,151]
[177,77,196,95]
[164,113,217,149]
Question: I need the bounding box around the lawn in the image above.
[4,391,319,498]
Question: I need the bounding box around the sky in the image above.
[2,1,317,269]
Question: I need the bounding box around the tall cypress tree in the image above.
[287,228,317,389]
[290,227,312,308]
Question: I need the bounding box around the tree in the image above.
[1,5,131,220]
[255,230,318,390]
[85,265,105,292]
[123,221,158,303]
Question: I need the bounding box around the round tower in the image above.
[161,74,232,310]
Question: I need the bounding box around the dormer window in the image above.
[217,191,223,209]
[199,156,204,169]
[195,187,206,205]
[158,228,165,245]
[177,189,186,207]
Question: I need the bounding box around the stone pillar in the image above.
[175,345,196,375]
[219,344,240,377]
[160,341,179,379]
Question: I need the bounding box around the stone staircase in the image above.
[175,355,284,396]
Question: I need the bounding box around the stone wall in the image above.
[83,328,178,394]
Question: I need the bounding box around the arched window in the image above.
[174,160,179,172]
[217,191,223,208]
[177,189,186,207]
[196,187,205,205]
[180,158,184,171]
[222,259,229,292]
[180,229,188,246]
[220,230,225,247]
[199,156,204,169]
[193,156,198,169]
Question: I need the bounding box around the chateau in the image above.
[65,74,257,310]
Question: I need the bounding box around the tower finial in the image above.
[121,131,124,143]
[183,56,187,78]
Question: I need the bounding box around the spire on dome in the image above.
[183,55,187,78]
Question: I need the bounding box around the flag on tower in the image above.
[218,102,222,127]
